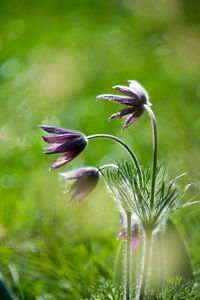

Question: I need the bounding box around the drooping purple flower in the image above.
[38,125,88,171]
[97,80,151,130]
[117,214,140,250]
[59,167,100,202]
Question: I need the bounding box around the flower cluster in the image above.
[38,79,197,300]
[39,80,148,205]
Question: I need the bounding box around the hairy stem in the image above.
[138,229,152,300]
[144,105,158,210]
[99,163,119,171]
[125,211,132,300]
[87,134,142,187]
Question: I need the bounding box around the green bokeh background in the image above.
[0,0,200,299]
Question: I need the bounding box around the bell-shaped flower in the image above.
[38,125,88,170]
[60,167,100,202]
[117,214,140,250]
[97,80,151,130]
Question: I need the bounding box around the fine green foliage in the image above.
[89,279,123,300]
[147,277,200,300]
[102,162,189,227]
[89,277,200,300]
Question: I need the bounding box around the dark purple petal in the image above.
[122,115,139,130]
[38,125,78,134]
[133,105,145,118]
[42,133,81,143]
[113,85,140,98]
[44,137,87,154]
[108,107,134,120]
[96,94,140,106]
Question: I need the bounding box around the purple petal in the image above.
[63,179,82,195]
[42,133,81,143]
[131,237,140,250]
[68,178,82,192]
[68,176,98,202]
[43,143,63,151]
[38,125,78,134]
[122,115,138,130]
[96,94,140,106]
[117,228,126,239]
[44,138,86,154]
[49,148,83,170]
[69,189,91,203]
[113,85,140,98]
[49,153,74,170]
[109,107,133,120]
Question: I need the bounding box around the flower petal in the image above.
[49,148,84,170]
[43,143,63,151]
[49,153,74,170]
[68,176,98,202]
[113,85,140,98]
[44,137,87,154]
[128,80,149,102]
[96,94,140,106]
[108,107,134,120]
[38,125,78,134]
[117,228,126,239]
[131,237,140,250]
[122,115,139,130]
[42,133,81,143]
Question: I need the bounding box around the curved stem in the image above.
[99,163,119,171]
[125,211,132,300]
[144,105,158,210]
[87,134,142,188]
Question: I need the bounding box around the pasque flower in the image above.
[38,125,88,171]
[60,167,100,202]
[118,214,140,250]
[97,80,151,130]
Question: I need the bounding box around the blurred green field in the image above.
[0,0,200,299]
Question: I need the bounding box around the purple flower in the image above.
[38,125,88,171]
[97,80,151,130]
[60,167,100,202]
[117,214,140,250]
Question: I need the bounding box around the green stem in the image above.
[87,134,142,187]
[125,211,132,300]
[144,105,158,210]
[138,229,152,300]
[157,232,164,287]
